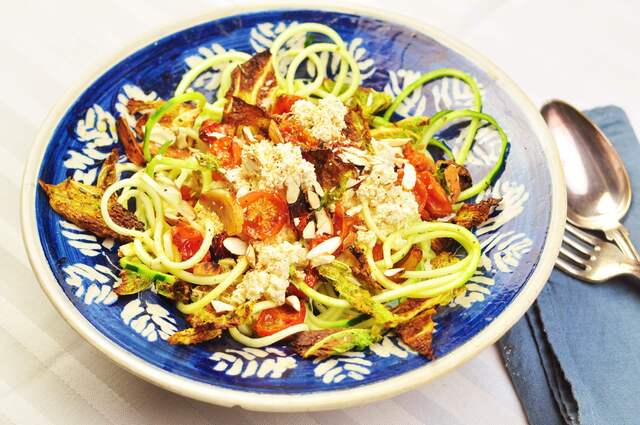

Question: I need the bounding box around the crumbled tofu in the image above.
[291,95,347,145]
[356,229,377,250]
[230,241,308,305]
[226,140,318,195]
[356,151,420,237]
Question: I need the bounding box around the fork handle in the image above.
[605,225,640,263]
[621,260,640,280]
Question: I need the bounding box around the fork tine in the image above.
[565,222,601,246]
[555,256,587,277]
[559,243,588,265]
[562,234,592,256]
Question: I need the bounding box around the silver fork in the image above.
[556,222,640,282]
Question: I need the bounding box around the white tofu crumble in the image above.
[356,229,377,250]
[225,140,318,195]
[230,241,308,305]
[356,147,420,237]
[291,95,347,145]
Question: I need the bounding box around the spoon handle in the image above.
[605,225,640,263]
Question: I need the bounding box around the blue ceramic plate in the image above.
[21,5,565,411]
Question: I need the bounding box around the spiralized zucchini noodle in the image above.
[70,22,510,355]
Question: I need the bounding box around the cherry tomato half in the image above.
[238,191,289,241]
[277,117,319,150]
[199,120,241,167]
[403,144,435,173]
[172,221,211,263]
[254,303,306,337]
[332,202,358,251]
[414,171,452,219]
[272,94,302,115]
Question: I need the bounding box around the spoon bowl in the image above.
[541,100,639,260]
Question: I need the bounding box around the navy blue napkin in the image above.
[498,106,640,425]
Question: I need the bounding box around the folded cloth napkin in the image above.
[498,106,640,425]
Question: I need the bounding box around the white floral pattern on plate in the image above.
[65,105,117,184]
[209,347,297,378]
[120,299,177,342]
[59,220,114,257]
[313,352,373,384]
[62,262,118,306]
[384,68,485,119]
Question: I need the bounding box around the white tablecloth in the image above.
[2,1,638,423]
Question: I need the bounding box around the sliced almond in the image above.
[312,181,325,197]
[285,295,301,312]
[242,126,256,142]
[345,205,363,216]
[307,190,321,209]
[245,244,256,266]
[302,221,316,239]
[315,209,333,235]
[223,237,248,256]
[346,178,360,188]
[211,300,234,313]
[311,254,336,267]
[235,186,250,199]
[402,163,417,190]
[268,120,284,143]
[307,236,342,259]
[243,157,260,173]
[383,267,405,277]
[286,177,301,204]
[339,152,370,167]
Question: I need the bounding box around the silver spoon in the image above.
[541,100,640,262]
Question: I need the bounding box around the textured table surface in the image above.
[2,1,638,423]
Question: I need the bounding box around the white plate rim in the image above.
[20,1,566,412]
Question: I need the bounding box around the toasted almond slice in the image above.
[311,254,336,267]
[302,221,316,239]
[307,236,342,259]
[345,205,363,216]
[242,126,256,142]
[223,237,248,256]
[285,295,301,312]
[315,209,333,235]
[245,244,256,266]
[312,181,325,197]
[286,177,300,204]
[307,190,321,209]
[243,157,260,173]
[346,178,360,188]
[383,267,405,277]
[268,120,284,143]
[211,300,234,313]
[236,186,250,199]
[402,163,417,190]
[339,152,370,167]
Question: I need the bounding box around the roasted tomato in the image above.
[172,221,211,262]
[277,116,319,150]
[239,191,289,241]
[333,202,358,250]
[272,94,302,115]
[403,144,435,173]
[199,120,241,167]
[179,185,192,202]
[414,171,452,219]
[254,303,306,337]
[372,242,384,261]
